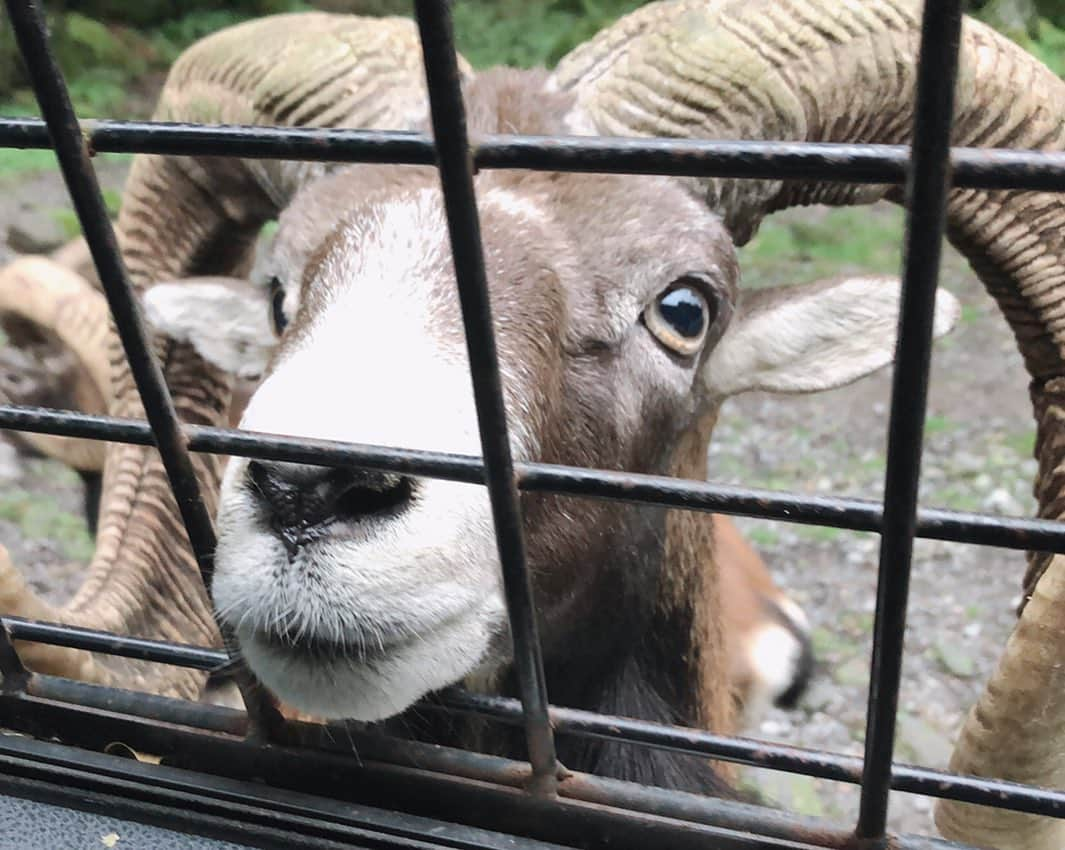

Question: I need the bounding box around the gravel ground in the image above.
[0,160,1037,839]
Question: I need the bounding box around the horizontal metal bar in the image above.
[26,674,246,736]
[432,691,1065,820]
[0,734,574,850]
[4,627,1063,822]
[1,403,1062,553]
[2,616,225,672]
[2,118,1065,190]
[0,684,975,850]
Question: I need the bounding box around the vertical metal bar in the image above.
[856,0,964,838]
[412,0,559,790]
[0,619,28,688]
[2,0,278,737]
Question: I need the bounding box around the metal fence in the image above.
[0,0,1062,848]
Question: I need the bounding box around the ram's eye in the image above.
[268,276,288,336]
[644,275,720,356]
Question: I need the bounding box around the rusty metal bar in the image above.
[3,118,1065,192]
[411,0,559,789]
[856,0,965,838]
[1,404,1063,555]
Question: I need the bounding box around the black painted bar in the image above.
[0,618,27,685]
[2,404,1064,555]
[3,622,1065,824]
[857,0,965,838]
[3,118,1065,192]
[412,0,558,788]
[2,616,225,672]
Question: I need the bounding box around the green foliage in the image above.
[0,148,59,178]
[452,0,645,69]
[149,6,310,64]
[0,488,94,561]
[970,0,1065,75]
[49,188,122,237]
[737,207,905,288]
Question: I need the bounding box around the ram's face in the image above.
[210,165,739,721]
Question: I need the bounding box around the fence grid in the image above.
[0,0,1062,848]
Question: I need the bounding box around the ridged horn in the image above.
[0,13,465,699]
[553,3,1065,846]
[935,551,1065,849]
[0,255,110,470]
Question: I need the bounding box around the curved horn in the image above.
[0,13,466,698]
[0,256,110,470]
[50,237,101,291]
[554,2,1065,845]
[934,552,1065,849]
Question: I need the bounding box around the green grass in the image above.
[737,207,905,288]
[0,489,94,561]
[746,526,780,548]
[0,147,60,178]
[960,304,983,324]
[924,414,954,437]
[0,147,131,182]
[48,188,122,238]
[794,524,844,544]
[1003,430,1036,458]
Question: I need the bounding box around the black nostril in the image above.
[247,460,413,538]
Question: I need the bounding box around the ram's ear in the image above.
[704,275,961,398]
[142,278,276,380]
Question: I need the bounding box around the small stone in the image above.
[759,718,792,737]
[753,770,825,818]
[0,439,20,481]
[953,451,984,473]
[895,712,953,767]
[983,487,1023,515]
[7,212,68,253]
[963,622,981,639]
[934,639,976,679]
[833,656,869,687]
[799,678,836,713]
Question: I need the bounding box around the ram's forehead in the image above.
[477,170,740,323]
[281,164,738,342]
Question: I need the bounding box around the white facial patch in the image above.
[213,191,523,721]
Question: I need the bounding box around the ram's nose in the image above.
[247,460,413,546]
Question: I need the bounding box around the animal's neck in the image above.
[544,580,731,795]
[394,413,731,795]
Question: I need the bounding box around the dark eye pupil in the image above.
[658,286,707,338]
[269,277,287,334]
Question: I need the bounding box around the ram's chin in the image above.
[213,522,507,720]
[236,617,498,721]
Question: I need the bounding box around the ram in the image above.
[0,250,814,722]
[1,3,1064,849]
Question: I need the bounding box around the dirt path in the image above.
[0,161,1038,838]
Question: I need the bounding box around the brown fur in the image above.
[246,71,745,791]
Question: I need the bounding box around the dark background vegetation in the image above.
[1,1,1062,118]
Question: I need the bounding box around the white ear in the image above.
[142,277,276,381]
[704,275,961,398]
